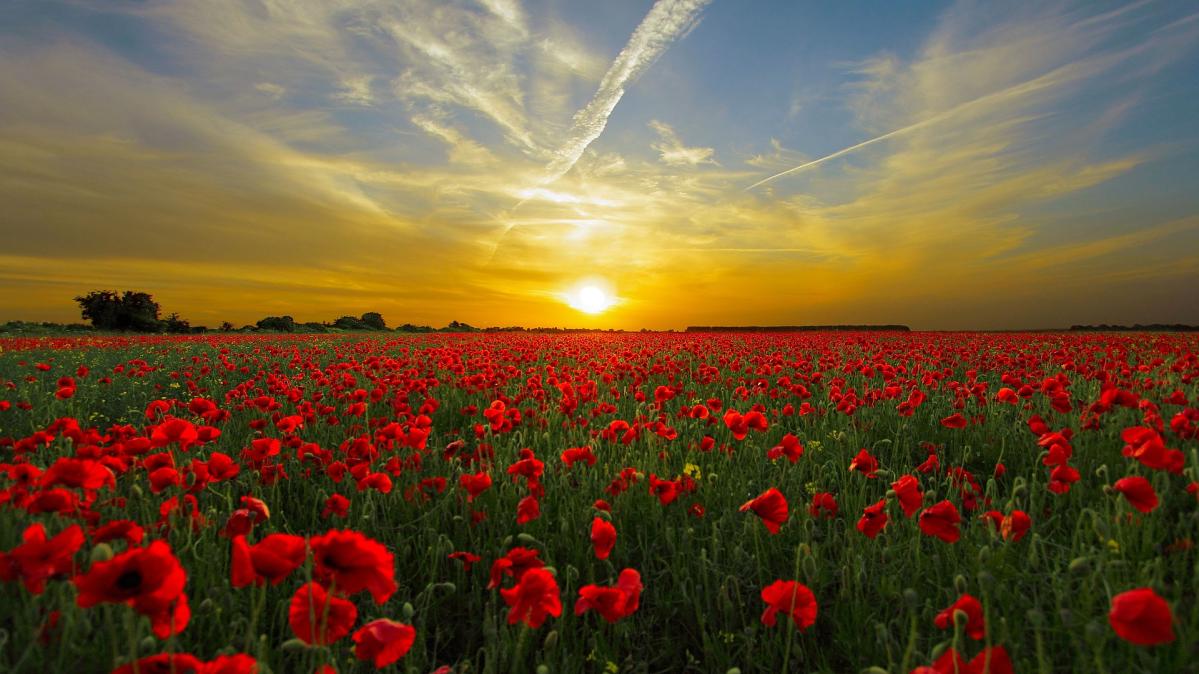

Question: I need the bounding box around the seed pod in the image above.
[1068,557,1091,576]
[1026,608,1044,627]
[903,588,920,608]
[90,542,114,563]
[281,638,310,653]
[976,570,995,591]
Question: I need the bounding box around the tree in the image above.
[75,290,162,331]
[333,315,369,331]
[162,313,191,334]
[256,316,296,332]
[360,312,386,330]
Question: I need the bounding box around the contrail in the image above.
[743,116,942,192]
[742,51,1110,192]
[542,0,713,183]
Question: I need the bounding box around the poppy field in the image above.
[0,331,1196,674]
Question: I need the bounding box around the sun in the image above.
[568,283,615,315]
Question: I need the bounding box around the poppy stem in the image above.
[511,623,530,671]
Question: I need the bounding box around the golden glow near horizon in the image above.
[1,1,1198,329]
[567,284,615,315]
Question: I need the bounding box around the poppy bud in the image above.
[402,602,415,619]
[1094,464,1109,480]
[801,553,818,579]
[536,666,549,674]
[976,571,995,591]
[1085,620,1105,641]
[862,668,889,674]
[903,589,920,608]
[139,635,157,652]
[198,598,214,613]
[953,609,970,630]
[1068,557,1092,575]
[924,489,938,504]
[501,535,513,547]
[1090,514,1109,539]
[1027,608,1044,627]
[543,630,559,650]
[281,638,311,652]
[90,542,113,563]
[516,533,540,546]
[953,574,968,594]
[727,669,743,674]
[483,611,497,640]
[434,582,456,593]
[977,546,991,564]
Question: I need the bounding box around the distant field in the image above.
[0,332,1195,673]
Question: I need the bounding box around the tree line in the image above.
[62,290,480,334]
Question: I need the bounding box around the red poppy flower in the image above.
[352,618,416,668]
[740,488,789,534]
[0,522,84,594]
[92,520,145,547]
[288,582,357,645]
[500,567,561,628]
[723,409,767,440]
[760,580,817,630]
[891,474,923,518]
[459,472,492,502]
[647,474,680,505]
[231,534,306,587]
[487,546,543,589]
[110,654,203,674]
[967,646,1012,674]
[919,500,962,543]
[1000,510,1031,542]
[848,449,879,478]
[561,446,596,468]
[1109,587,1174,645]
[309,530,396,604]
[202,654,259,674]
[322,494,350,519]
[1113,476,1158,513]
[1047,464,1081,494]
[575,568,642,623]
[40,457,116,491]
[150,418,199,449]
[857,499,888,538]
[591,517,617,560]
[74,540,189,639]
[934,594,986,639]
[448,551,480,571]
[809,492,838,519]
[767,433,803,463]
[940,413,968,429]
[516,495,541,524]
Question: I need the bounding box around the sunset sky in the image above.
[2,0,1198,330]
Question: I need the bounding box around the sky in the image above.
[1,0,1198,330]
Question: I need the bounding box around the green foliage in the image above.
[360,312,387,330]
[255,315,296,332]
[74,290,162,331]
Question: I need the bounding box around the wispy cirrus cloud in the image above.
[648,120,717,166]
